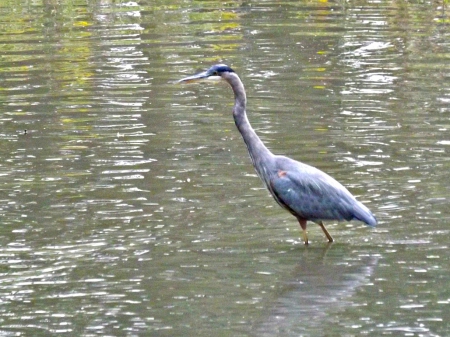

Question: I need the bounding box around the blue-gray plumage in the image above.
[178,64,377,244]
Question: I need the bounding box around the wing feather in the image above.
[268,157,374,224]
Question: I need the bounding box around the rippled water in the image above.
[1,0,450,336]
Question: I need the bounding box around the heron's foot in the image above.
[318,221,334,243]
[302,230,309,245]
[298,219,309,245]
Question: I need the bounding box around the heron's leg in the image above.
[318,221,334,243]
[298,219,308,245]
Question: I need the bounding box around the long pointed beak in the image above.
[177,71,209,83]
[176,71,221,84]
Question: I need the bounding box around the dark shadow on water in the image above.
[253,244,379,336]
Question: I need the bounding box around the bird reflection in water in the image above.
[254,248,380,335]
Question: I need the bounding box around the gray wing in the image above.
[269,158,376,225]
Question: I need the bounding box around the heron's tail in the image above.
[353,202,377,227]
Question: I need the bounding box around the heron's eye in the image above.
[213,71,219,76]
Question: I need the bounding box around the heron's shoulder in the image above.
[274,155,326,176]
[272,155,350,192]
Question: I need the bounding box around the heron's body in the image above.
[178,64,376,244]
[257,155,376,225]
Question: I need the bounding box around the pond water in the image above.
[0,0,450,336]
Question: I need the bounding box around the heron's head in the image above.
[177,64,235,84]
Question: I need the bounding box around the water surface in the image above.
[0,0,450,336]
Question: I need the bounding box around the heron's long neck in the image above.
[224,73,273,170]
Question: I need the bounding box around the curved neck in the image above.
[222,72,273,171]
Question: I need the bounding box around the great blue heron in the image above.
[178,64,377,244]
